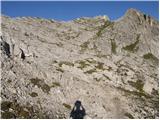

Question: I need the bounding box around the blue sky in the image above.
[1,1,159,21]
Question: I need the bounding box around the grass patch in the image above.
[1,101,29,118]
[59,61,74,67]
[77,60,90,69]
[117,87,151,98]
[85,58,97,64]
[84,68,97,74]
[96,21,114,37]
[1,100,46,119]
[96,62,105,70]
[95,54,108,58]
[62,103,71,110]
[30,78,50,94]
[111,39,117,54]
[143,53,158,64]
[1,111,15,119]
[123,34,140,52]
[128,79,144,92]
[1,101,12,111]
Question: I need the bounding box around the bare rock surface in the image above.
[1,9,159,119]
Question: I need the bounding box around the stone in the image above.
[1,8,158,119]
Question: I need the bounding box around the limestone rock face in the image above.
[1,9,159,119]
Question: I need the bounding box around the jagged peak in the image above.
[125,8,141,15]
[2,9,157,26]
[124,8,145,19]
[124,8,157,21]
[116,8,158,26]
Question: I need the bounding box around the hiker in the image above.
[20,48,25,60]
[70,100,86,119]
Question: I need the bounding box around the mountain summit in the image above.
[1,9,159,119]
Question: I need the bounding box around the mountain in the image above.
[1,8,159,119]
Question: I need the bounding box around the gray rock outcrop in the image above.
[1,9,159,119]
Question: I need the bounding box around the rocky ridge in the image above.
[0,8,159,118]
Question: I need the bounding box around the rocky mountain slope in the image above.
[1,9,159,119]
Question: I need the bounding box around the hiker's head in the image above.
[75,100,81,108]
